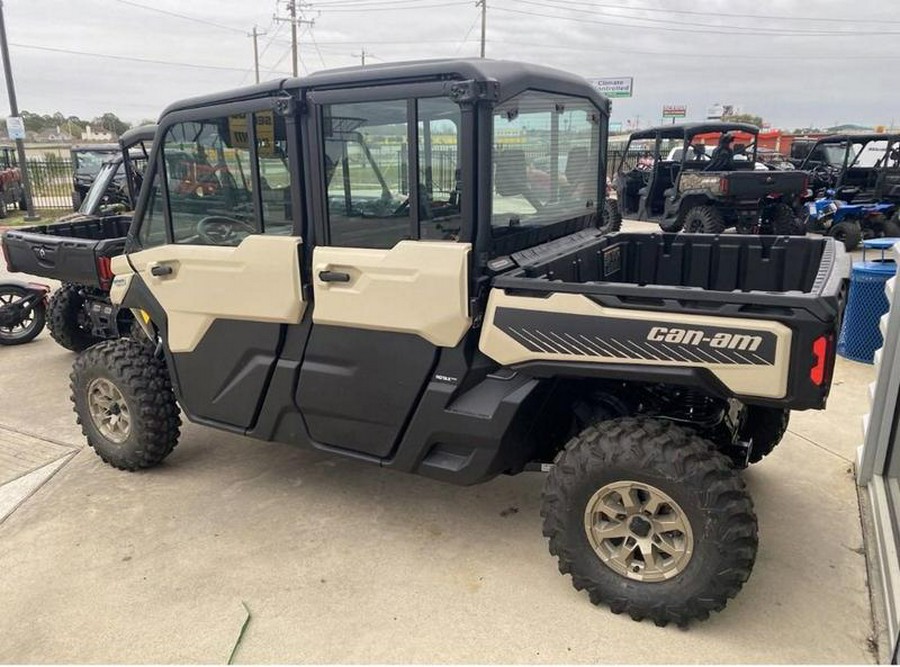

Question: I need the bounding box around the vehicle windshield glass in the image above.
[79,161,123,213]
[73,150,118,176]
[849,140,893,168]
[492,91,600,236]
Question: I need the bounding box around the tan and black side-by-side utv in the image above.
[68,59,849,626]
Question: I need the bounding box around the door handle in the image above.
[318,270,350,283]
[150,264,173,277]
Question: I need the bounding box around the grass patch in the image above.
[0,208,72,228]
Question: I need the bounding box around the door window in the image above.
[138,163,167,248]
[322,100,411,248]
[164,115,258,246]
[417,98,462,241]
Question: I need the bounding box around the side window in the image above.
[138,163,167,248]
[322,100,411,249]
[417,98,462,241]
[256,111,294,235]
[492,92,599,232]
[164,115,257,246]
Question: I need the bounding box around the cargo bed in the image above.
[485,230,849,410]
[2,216,130,287]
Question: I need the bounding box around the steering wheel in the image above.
[196,215,255,245]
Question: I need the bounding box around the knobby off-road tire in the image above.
[769,203,804,236]
[829,221,862,251]
[70,338,181,471]
[682,205,726,234]
[541,417,757,626]
[47,284,101,352]
[741,406,790,464]
[600,198,623,235]
[879,217,900,238]
[0,284,45,345]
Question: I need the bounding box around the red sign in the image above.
[663,105,687,118]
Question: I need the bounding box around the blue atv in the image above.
[803,194,899,251]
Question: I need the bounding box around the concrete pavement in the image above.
[0,224,879,663]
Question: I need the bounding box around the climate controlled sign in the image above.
[663,105,687,119]
[589,77,633,98]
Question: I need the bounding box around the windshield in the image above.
[79,161,123,214]
[492,91,600,236]
[73,149,119,176]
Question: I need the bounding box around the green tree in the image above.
[722,112,764,127]
[92,112,130,137]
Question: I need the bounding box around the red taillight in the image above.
[96,256,114,289]
[719,176,729,194]
[810,335,829,386]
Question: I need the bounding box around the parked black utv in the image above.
[615,122,808,235]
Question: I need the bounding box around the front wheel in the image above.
[829,220,862,251]
[0,284,45,345]
[541,417,757,626]
[70,339,181,471]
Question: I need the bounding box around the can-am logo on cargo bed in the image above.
[647,326,763,352]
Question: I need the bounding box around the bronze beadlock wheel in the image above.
[583,480,694,582]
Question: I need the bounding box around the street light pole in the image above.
[0,0,37,220]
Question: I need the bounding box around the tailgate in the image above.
[2,218,129,286]
[726,170,807,198]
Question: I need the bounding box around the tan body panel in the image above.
[116,235,306,353]
[312,241,471,347]
[479,289,793,399]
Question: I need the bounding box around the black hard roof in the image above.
[119,124,156,147]
[160,58,609,117]
[628,121,760,141]
[812,133,900,144]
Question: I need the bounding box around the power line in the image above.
[8,42,293,74]
[518,0,900,25]
[513,0,900,35]
[113,0,248,34]
[492,4,900,37]
[316,1,470,10]
[481,38,900,61]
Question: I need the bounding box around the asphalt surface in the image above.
[0,221,878,663]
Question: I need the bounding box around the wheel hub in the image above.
[86,378,131,444]
[628,515,652,538]
[584,480,694,582]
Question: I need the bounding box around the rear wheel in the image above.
[541,417,757,626]
[879,217,900,238]
[0,284,45,345]
[829,221,862,251]
[599,198,623,234]
[741,406,790,464]
[70,338,181,471]
[47,284,102,352]
[768,203,804,235]
[682,205,726,234]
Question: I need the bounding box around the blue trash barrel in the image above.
[837,238,900,363]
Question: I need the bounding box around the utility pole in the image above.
[275,1,314,77]
[353,47,372,67]
[0,1,37,221]
[477,0,486,58]
[249,25,267,84]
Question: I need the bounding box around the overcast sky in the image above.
[4,0,899,131]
